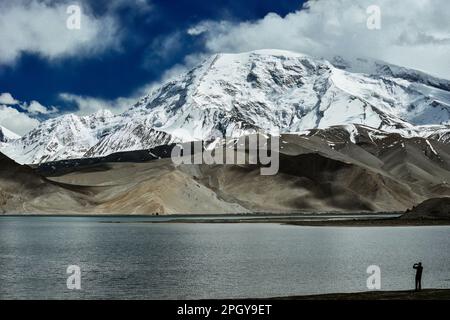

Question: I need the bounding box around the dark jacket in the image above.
[413,264,423,279]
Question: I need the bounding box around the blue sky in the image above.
[2,0,303,104]
[0,0,449,135]
[0,1,304,121]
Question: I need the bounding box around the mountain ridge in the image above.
[3,124,450,215]
[2,49,450,164]
[0,125,21,144]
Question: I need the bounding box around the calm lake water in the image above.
[0,217,449,299]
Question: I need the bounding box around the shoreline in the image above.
[117,217,450,227]
[270,289,450,300]
[0,212,401,217]
[282,218,450,227]
[2,214,450,227]
[122,217,450,227]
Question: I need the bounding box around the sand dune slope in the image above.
[0,153,93,214]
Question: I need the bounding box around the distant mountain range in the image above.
[2,49,450,165]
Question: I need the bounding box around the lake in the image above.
[0,217,449,299]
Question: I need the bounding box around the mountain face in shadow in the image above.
[403,198,450,220]
[2,125,449,215]
[0,153,93,214]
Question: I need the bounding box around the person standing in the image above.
[413,262,423,291]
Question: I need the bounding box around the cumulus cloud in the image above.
[0,93,19,105]
[23,100,58,115]
[0,93,60,134]
[0,0,120,65]
[0,105,40,135]
[189,0,450,79]
[59,93,135,116]
[0,93,58,115]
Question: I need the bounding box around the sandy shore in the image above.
[272,289,450,300]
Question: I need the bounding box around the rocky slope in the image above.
[2,125,450,214]
[2,50,450,164]
[403,197,450,220]
[1,110,117,164]
[0,153,92,213]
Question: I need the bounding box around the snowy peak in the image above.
[126,50,337,139]
[130,49,450,133]
[331,55,450,92]
[0,126,20,143]
[84,118,173,158]
[2,50,450,164]
[1,111,118,164]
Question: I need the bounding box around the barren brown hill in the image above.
[0,153,92,214]
[403,197,450,220]
[2,125,450,215]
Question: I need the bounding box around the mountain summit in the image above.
[0,126,20,144]
[2,50,450,164]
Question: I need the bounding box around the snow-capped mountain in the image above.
[84,118,173,158]
[0,126,20,145]
[1,110,117,164]
[2,49,450,164]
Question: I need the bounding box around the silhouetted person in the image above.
[413,262,423,291]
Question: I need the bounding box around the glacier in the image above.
[2,49,450,164]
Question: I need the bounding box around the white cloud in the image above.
[190,0,450,79]
[58,52,208,116]
[0,0,120,65]
[0,93,58,115]
[146,32,184,63]
[0,105,40,135]
[150,52,209,82]
[187,22,213,36]
[24,100,58,115]
[0,93,19,105]
[59,93,134,116]
[0,95,59,134]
